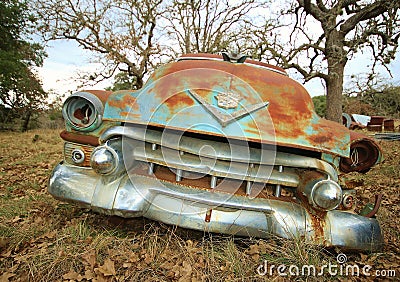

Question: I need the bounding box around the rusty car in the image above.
[49,52,384,251]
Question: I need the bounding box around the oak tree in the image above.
[161,0,268,55]
[35,0,165,89]
[34,0,269,90]
[256,0,400,122]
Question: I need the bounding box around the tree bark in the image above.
[136,77,144,90]
[21,110,32,132]
[324,29,347,123]
[326,61,345,123]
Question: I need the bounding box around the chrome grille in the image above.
[100,125,338,196]
[64,142,94,167]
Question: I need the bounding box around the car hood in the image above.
[103,55,350,157]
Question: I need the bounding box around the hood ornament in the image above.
[215,91,242,109]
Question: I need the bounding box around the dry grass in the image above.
[0,129,399,281]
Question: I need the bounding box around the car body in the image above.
[49,53,384,251]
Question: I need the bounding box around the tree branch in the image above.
[340,1,398,34]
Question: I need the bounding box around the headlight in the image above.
[62,91,104,131]
[310,180,342,211]
[90,145,118,175]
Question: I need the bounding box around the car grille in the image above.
[100,125,338,198]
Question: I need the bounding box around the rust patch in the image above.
[131,163,297,203]
[339,139,380,173]
[205,209,212,222]
[73,104,92,120]
[296,170,327,242]
[108,94,137,109]
[310,212,327,243]
[120,111,141,119]
[309,134,334,144]
[60,130,99,146]
[307,119,348,150]
[163,92,195,109]
[64,143,94,167]
[83,90,112,104]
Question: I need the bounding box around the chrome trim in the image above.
[71,149,85,164]
[132,143,300,187]
[211,176,217,188]
[49,162,384,251]
[64,142,94,167]
[90,145,119,175]
[310,179,342,211]
[243,62,287,76]
[187,89,269,127]
[148,163,154,175]
[176,56,288,76]
[176,56,223,62]
[100,125,338,181]
[275,165,283,197]
[62,91,104,131]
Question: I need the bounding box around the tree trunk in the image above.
[21,110,32,132]
[325,61,345,123]
[325,30,346,124]
[136,77,143,89]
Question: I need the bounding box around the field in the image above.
[0,129,399,281]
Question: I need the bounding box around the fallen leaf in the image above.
[160,261,174,270]
[0,250,11,258]
[96,259,116,277]
[122,262,132,268]
[63,270,83,281]
[0,237,8,250]
[11,216,22,223]
[143,253,152,264]
[0,272,16,282]
[44,230,57,239]
[84,270,95,280]
[166,271,175,279]
[246,244,260,255]
[127,252,139,263]
[181,261,192,277]
[92,275,109,282]
[82,250,97,270]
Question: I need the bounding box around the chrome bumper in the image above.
[49,162,383,251]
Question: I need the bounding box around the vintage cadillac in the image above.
[49,53,384,251]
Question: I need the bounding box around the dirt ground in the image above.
[0,129,399,281]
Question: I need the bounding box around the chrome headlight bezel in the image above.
[62,92,104,131]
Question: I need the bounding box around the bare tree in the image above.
[255,0,400,122]
[161,0,268,55]
[34,0,165,89]
[33,0,272,90]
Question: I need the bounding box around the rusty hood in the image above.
[103,54,350,157]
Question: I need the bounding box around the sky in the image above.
[37,41,112,99]
[37,40,400,99]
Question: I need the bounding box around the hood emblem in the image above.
[187,90,269,127]
[215,91,242,109]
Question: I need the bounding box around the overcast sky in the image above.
[38,39,400,99]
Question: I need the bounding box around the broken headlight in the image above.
[62,91,103,131]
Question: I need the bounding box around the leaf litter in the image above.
[0,129,399,281]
